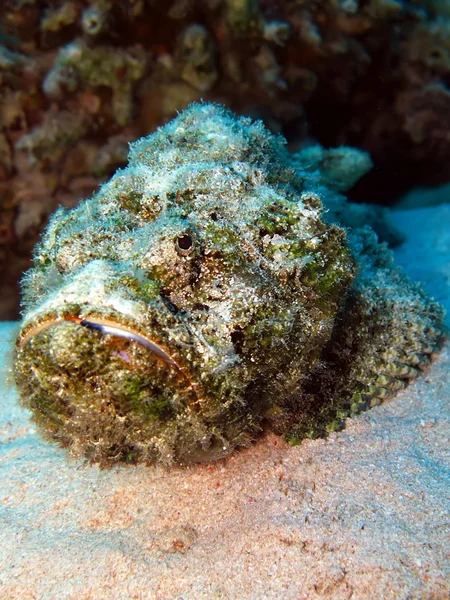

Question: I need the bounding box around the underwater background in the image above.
[0,1,449,598]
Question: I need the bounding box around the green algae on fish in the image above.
[13,103,445,466]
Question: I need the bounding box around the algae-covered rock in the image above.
[13,103,445,466]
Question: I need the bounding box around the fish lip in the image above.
[19,315,179,368]
[80,316,181,369]
[17,311,204,406]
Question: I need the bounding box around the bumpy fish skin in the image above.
[14,103,444,466]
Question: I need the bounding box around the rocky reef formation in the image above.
[14,103,444,466]
[1,0,450,318]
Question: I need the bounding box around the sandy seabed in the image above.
[0,205,449,600]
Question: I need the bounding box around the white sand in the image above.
[0,205,449,599]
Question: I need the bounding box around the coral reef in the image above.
[14,103,444,466]
[43,39,146,125]
[1,0,450,319]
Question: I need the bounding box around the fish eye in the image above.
[175,232,195,256]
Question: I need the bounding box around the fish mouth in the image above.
[14,303,208,460]
[16,310,202,404]
[16,258,202,403]
[18,315,181,370]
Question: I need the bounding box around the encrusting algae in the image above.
[14,103,445,466]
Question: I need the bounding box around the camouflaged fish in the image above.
[14,103,444,466]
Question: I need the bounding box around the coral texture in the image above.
[14,103,444,466]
